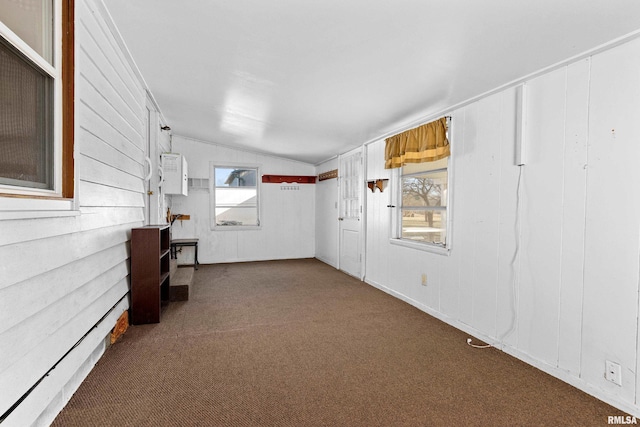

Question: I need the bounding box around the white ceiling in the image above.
[104,0,640,165]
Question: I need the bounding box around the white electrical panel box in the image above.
[161,153,188,196]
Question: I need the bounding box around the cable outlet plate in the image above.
[605,360,622,386]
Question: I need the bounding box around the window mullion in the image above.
[0,22,57,77]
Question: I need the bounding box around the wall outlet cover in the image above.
[605,360,622,386]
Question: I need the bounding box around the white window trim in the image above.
[209,162,262,231]
[0,1,73,209]
[389,155,453,256]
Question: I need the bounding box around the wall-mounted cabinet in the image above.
[162,153,188,196]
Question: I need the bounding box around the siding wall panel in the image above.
[79,181,145,208]
[557,59,590,375]
[494,89,519,347]
[581,38,640,405]
[0,244,129,335]
[518,67,566,363]
[356,37,640,416]
[0,0,150,422]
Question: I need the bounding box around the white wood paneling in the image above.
[469,94,502,336]
[169,136,316,264]
[79,155,144,192]
[2,299,128,427]
[557,59,590,375]
[79,127,143,178]
[76,45,144,134]
[0,265,128,379]
[0,244,129,335]
[493,88,519,347]
[456,103,478,328]
[353,35,640,417]
[77,0,146,118]
[0,223,135,289]
[518,67,566,363]
[0,0,150,421]
[364,141,389,285]
[77,107,143,163]
[582,38,640,404]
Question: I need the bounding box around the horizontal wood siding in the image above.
[0,0,147,423]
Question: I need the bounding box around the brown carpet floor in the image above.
[53,258,625,426]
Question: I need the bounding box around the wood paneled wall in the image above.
[0,1,149,424]
[362,38,640,415]
[169,136,316,264]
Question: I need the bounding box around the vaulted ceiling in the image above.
[104,0,640,164]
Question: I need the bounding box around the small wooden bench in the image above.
[170,238,199,270]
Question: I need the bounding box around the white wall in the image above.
[0,1,153,425]
[169,136,316,264]
[314,158,339,268]
[356,37,640,416]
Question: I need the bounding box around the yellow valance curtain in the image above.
[384,117,450,169]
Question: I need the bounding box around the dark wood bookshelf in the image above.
[130,225,171,324]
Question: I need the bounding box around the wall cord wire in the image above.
[467,165,523,350]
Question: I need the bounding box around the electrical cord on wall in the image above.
[467,165,524,350]
[466,338,491,349]
[501,165,523,342]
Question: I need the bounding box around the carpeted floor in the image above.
[53,258,625,426]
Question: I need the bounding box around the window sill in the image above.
[389,238,450,256]
[0,196,78,220]
[212,225,262,232]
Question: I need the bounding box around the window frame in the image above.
[209,163,262,231]
[0,0,74,203]
[390,141,453,256]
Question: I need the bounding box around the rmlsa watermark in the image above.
[608,415,638,425]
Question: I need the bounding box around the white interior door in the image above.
[339,148,363,278]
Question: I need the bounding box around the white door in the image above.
[339,148,363,278]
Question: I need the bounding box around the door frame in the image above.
[144,95,162,225]
[337,146,365,280]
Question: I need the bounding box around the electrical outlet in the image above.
[421,274,427,286]
[605,360,622,386]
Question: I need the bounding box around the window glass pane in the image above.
[402,157,447,175]
[0,0,54,63]
[215,168,257,187]
[401,210,446,245]
[216,207,258,226]
[402,170,447,208]
[0,39,53,189]
[213,166,260,227]
[215,188,257,207]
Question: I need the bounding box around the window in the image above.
[395,157,449,249]
[0,0,74,198]
[211,165,260,229]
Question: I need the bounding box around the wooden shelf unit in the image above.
[130,225,171,324]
